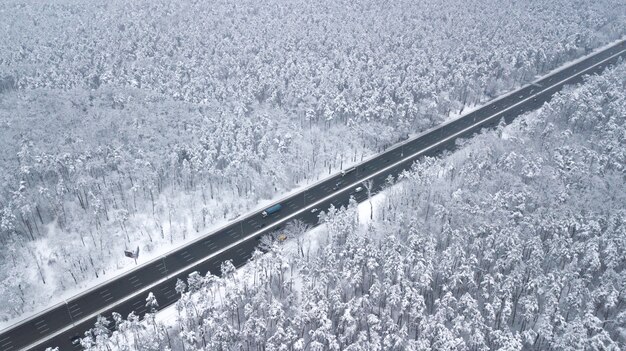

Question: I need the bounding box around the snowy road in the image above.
[1,39,625,351]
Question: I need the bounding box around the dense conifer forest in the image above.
[1,0,624,337]
[59,60,626,351]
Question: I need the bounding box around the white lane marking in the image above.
[8,41,622,341]
[18,46,626,351]
[156,262,168,274]
[128,276,142,287]
[227,228,240,238]
[160,287,176,299]
[236,247,247,258]
[204,240,217,249]
[100,289,113,302]
[68,304,82,318]
[36,326,48,332]
[180,251,194,262]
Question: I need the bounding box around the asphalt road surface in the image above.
[1,39,624,351]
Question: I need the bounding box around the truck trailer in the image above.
[262,204,282,217]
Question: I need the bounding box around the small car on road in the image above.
[70,334,82,346]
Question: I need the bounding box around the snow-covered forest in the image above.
[1,0,625,323]
[66,59,626,350]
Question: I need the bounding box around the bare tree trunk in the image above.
[30,249,46,284]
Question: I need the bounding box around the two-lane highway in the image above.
[1,39,624,351]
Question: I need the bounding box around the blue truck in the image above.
[262,204,282,217]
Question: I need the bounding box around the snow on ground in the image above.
[442,36,625,125]
[536,37,625,79]
[63,60,626,350]
[145,186,388,333]
[1,0,624,329]
[0,142,370,332]
[2,34,619,331]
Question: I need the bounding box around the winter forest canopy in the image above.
[0,0,625,329]
[68,59,626,351]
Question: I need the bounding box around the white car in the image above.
[355,186,363,192]
[341,167,356,176]
[310,208,319,213]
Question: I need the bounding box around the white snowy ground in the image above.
[145,36,625,333]
[75,188,387,351]
[4,36,623,334]
[154,184,386,324]
[154,187,387,331]
[0,145,368,331]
